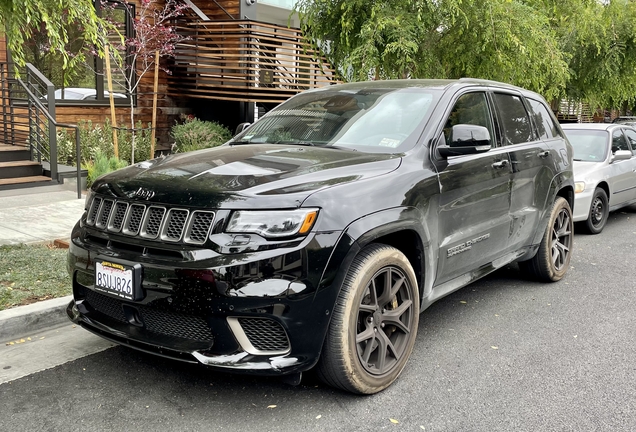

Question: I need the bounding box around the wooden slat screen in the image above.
[168,19,340,104]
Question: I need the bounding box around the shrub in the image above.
[171,118,232,153]
[56,119,151,167]
[84,151,129,187]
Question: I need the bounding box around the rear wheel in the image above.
[520,197,573,282]
[317,244,419,394]
[584,188,609,234]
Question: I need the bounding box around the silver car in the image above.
[561,123,636,233]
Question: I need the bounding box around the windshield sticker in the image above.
[378,138,401,148]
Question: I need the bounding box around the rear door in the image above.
[492,93,558,252]
[433,90,513,285]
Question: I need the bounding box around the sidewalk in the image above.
[0,184,86,342]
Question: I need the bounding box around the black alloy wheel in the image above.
[317,244,420,394]
[520,197,573,282]
[356,266,415,376]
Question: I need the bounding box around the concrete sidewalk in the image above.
[1,184,86,342]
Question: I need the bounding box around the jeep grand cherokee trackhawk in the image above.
[67,79,574,394]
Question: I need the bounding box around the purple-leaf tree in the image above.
[103,0,189,163]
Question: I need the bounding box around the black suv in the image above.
[67,79,574,394]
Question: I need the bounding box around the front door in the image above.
[434,91,513,285]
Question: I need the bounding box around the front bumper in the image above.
[67,222,345,375]
[573,189,594,222]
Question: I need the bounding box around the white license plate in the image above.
[95,260,135,300]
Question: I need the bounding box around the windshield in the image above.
[564,130,608,162]
[233,88,440,153]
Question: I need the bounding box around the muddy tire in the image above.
[317,244,420,394]
[520,197,573,282]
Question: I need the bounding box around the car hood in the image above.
[92,145,402,209]
[573,160,604,182]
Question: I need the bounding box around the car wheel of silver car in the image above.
[520,197,573,282]
[317,244,420,394]
[585,188,609,234]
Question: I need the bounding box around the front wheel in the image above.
[585,188,609,234]
[520,197,573,282]
[317,244,420,394]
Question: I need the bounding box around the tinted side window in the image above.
[527,98,560,139]
[612,130,629,152]
[624,129,636,154]
[493,93,534,145]
[443,92,493,145]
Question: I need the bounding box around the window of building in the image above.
[23,1,133,105]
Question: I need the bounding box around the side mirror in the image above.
[234,122,251,136]
[611,149,633,162]
[437,124,492,157]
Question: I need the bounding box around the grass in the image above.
[0,244,71,311]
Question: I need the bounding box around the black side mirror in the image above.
[234,122,251,136]
[438,124,492,157]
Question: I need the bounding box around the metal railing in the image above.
[0,62,82,198]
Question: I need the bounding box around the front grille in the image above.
[238,318,290,352]
[84,289,214,342]
[85,195,214,245]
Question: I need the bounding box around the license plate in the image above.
[94,260,142,301]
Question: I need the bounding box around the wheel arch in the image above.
[594,181,610,203]
[318,207,431,308]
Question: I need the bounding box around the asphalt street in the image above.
[1,208,636,431]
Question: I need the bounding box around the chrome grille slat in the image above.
[108,202,129,232]
[96,199,114,229]
[123,204,147,236]
[185,211,215,245]
[86,195,215,245]
[161,209,189,242]
[140,206,166,239]
[87,197,103,225]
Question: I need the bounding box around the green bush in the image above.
[56,119,151,167]
[171,118,232,153]
[84,151,129,187]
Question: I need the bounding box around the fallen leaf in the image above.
[267,405,277,409]
[27,337,31,341]
[389,418,399,424]
[491,346,499,350]
[316,415,322,419]
[420,427,426,430]
[573,335,577,338]
[460,301,467,304]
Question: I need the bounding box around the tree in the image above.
[0,0,104,69]
[102,0,188,163]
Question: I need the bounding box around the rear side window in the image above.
[493,93,534,145]
[527,98,561,139]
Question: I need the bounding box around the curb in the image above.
[0,295,73,343]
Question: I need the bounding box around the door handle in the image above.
[492,160,509,169]
[538,151,550,158]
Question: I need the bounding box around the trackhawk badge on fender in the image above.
[447,233,491,257]
[132,187,155,200]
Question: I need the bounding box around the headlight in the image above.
[226,209,318,238]
[575,182,585,194]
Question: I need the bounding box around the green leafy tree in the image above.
[0,0,104,69]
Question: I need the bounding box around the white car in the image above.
[562,123,636,233]
[54,87,126,100]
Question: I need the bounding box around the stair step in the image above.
[0,160,43,179]
[0,148,31,162]
[0,175,52,186]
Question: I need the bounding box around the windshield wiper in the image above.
[274,141,314,146]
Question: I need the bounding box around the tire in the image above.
[317,244,420,394]
[519,197,573,282]
[584,188,609,234]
